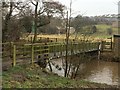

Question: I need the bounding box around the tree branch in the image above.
[37,21,50,27]
[38,9,46,15]
[31,1,36,6]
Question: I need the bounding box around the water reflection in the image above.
[83,60,119,85]
[48,58,119,86]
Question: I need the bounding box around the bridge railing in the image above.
[1,41,99,67]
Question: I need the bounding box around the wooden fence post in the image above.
[40,37,42,41]
[31,37,33,43]
[110,37,112,50]
[55,38,57,42]
[31,44,34,65]
[101,41,104,51]
[10,42,13,58]
[60,43,63,56]
[45,43,52,72]
[88,42,90,51]
[54,44,56,57]
[47,38,49,42]
[13,45,16,66]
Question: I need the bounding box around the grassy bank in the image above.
[2,64,117,88]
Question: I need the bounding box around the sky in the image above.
[55,0,119,16]
[6,0,119,16]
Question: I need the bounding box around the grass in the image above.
[2,64,117,88]
[24,24,118,42]
[90,24,118,39]
[18,24,119,50]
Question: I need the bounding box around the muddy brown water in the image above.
[47,58,120,86]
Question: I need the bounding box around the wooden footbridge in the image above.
[1,40,100,68]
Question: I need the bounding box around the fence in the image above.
[100,37,113,51]
[25,36,66,43]
[1,41,99,67]
[25,36,93,43]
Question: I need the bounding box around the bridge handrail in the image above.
[2,41,99,66]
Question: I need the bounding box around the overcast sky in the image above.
[55,0,119,16]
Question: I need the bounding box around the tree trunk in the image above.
[64,0,72,77]
[64,11,69,77]
[33,2,38,43]
[3,2,13,42]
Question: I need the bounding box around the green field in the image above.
[90,24,118,39]
[24,24,118,43]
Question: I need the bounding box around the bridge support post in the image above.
[113,35,120,58]
[97,42,101,60]
[101,41,105,52]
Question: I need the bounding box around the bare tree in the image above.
[2,2,14,42]
[2,1,31,42]
[63,0,92,78]
[64,0,72,77]
[30,0,65,43]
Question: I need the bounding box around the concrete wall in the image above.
[114,35,120,57]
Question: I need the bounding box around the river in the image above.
[47,57,120,86]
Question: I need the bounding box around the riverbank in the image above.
[2,64,117,88]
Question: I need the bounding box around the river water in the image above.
[48,58,120,86]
